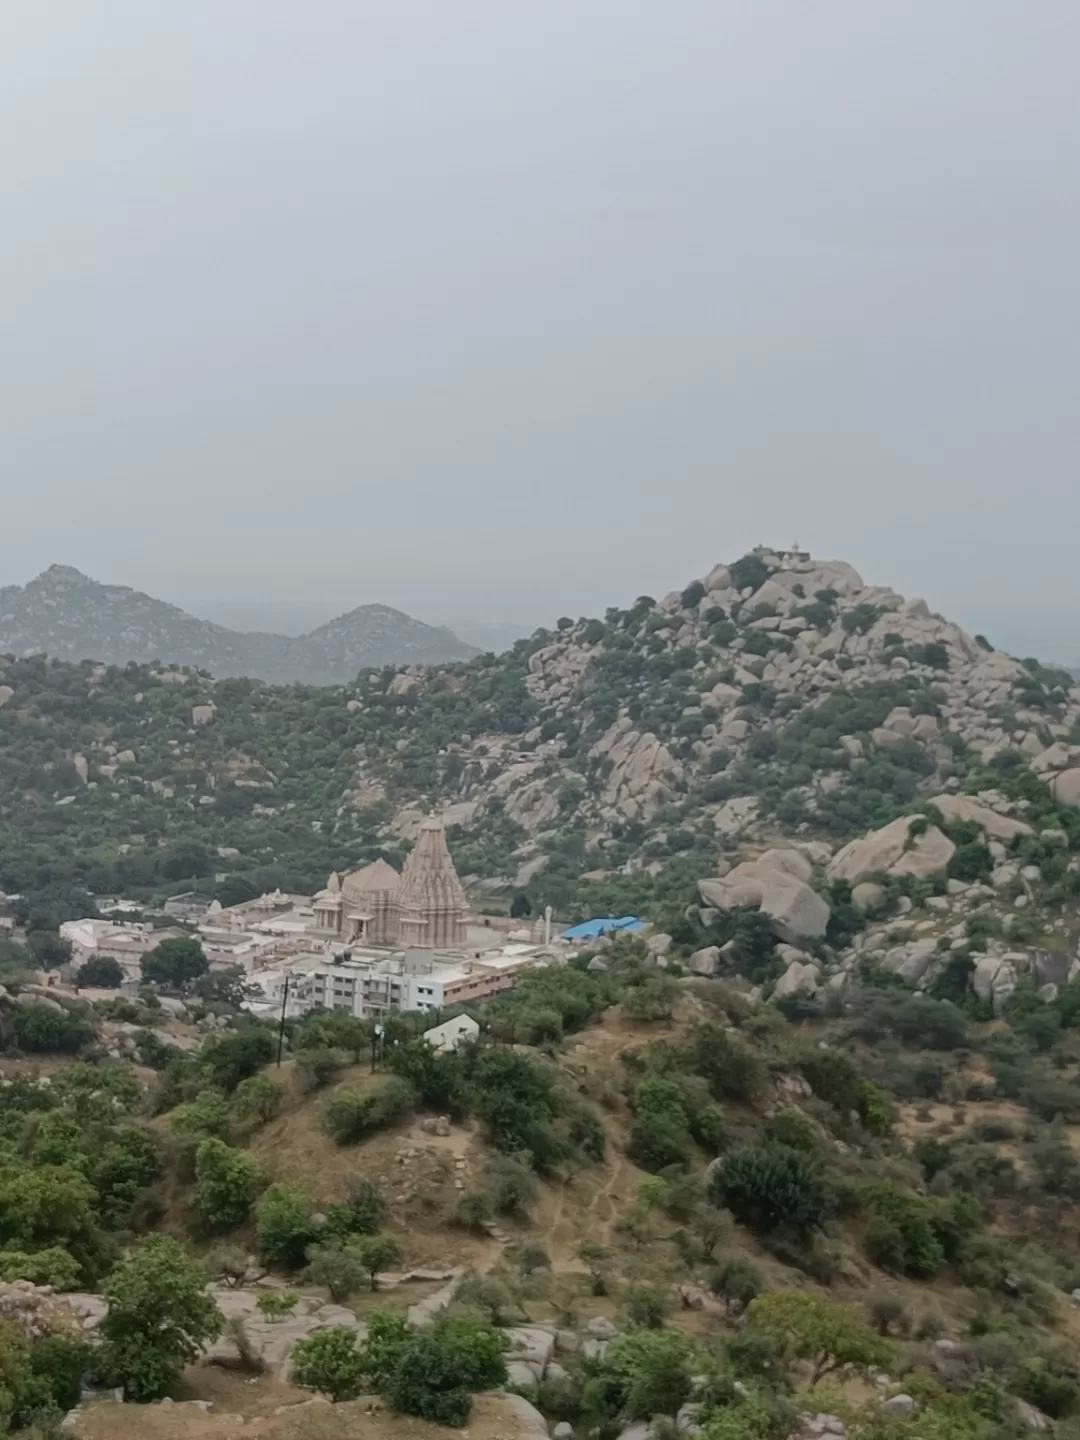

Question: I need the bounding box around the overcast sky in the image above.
[2,3,1078,657]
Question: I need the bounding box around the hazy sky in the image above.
[2,3,1078,656]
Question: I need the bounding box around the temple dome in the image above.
[399,816,467,913]
[341,858,401,905]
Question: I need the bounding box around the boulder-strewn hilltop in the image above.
[0,566,477,683]
[1,544,1079,938]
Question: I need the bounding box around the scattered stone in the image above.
[586,1316,618,1340]
[1014,1398,1054,1432]
[851,882,885,913]
[688,946,722,977]
[881,1395,917,1418]
[772,960,821,1000]
[1051,769,1080,808]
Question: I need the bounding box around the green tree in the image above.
[231,1074,283,1125]
[26,930,73,969]
[100,1236,223,1401]
[194,1139,258,1232]
[75,956,124,989]
[292,1326,365,1402]
[0,1165,114,1286]
[22,1334,93,1424]
[256,1184,316,1270]
[383,1318,507,1426]
[140,938,208,992]
[708,1258,762,1314]
[204,1245,248,1288]
[304,1240,369,1303]
[709,1143,832,1236]
[201,1026,275,1094]
[0,1247,81,1291]
[600,1328,694,1421]
[624,1284,671,1329]
[14,1003,94,1055]
[354,1234,403,1290]
[746,1291,889,1384]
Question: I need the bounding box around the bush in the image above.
[709,1143,832,1236]
[231,1075,282,1125]
[863,1186,944,1278]
[379,1317,508,1426]
[100,1236,223,1402]
[628,1113,691,1173]
[75,956,124,989]
[598,1328,694,1422]
[324,1076,416,1145]
[292,1326,365,1402]
[624,1284,671,1329]
[483,1153,538,1219]
[296,1048,350,1093]
[256,1184,317,1270]
[762,1108,818,1153]
[14,1004,94,1055]
[194,1139,258,1233]
[256,1291,299,1322]
[708,1258,761,1313]
[689,1025,765,1103]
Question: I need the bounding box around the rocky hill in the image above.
[2,546,1080,955]
[0,566,477,682]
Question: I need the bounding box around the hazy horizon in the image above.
[2,4,1078,663]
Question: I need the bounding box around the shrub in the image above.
[194,1139,258,1232]
[75,956,124,989]
[624,1284,671,1329]
[762,1108,818,1153]
[483,1153,538,1218]
[256,1185,317,1270]
[380,1318,507,1426]
[599,1328,694,1422]
[230,1075,282,1125]
[100,1236,223,1402]
[293,1326,365,1402]
[14,1004,94,1055]
[628,1113,691,1172]
[256,1291,298,1322]
[201,1027,275,1094]
[863,1186,945,1278]
[295,1048,350,1093]
[865,1290,909,1336]
[709,1143,832,1236]
[708,1258,761,1313]
[324,1076,416,1145]
[689,1025,765,1103]
[730,555,771,593]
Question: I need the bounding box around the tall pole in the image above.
[276,974,289,1066]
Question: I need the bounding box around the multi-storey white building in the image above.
[248,943,552,1021]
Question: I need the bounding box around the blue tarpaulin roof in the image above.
[560,916,645,941]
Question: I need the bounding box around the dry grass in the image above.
[71,1387,529,1440]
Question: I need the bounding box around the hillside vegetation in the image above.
[1,944,1080,1438]
[1,547,1078,928]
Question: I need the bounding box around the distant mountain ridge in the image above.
[0,566,477,683]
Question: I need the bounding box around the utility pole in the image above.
[276,974,290,1066]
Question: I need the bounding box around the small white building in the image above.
[423,1014,480,1053]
